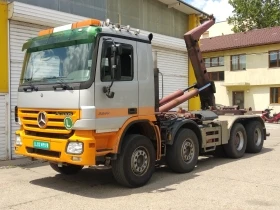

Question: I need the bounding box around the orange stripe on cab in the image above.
[95,107,155,118]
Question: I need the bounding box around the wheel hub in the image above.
[254,128,262,146]
[131,147,149,176]
[181,139,194,162]
[235,131,244,151]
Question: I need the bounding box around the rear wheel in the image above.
[245,121,264,153]
[49,162,83,175]
[166,128,199,173]
[111,134,155,188]
[223,123,247,158]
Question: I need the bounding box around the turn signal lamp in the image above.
[38,19,102,36]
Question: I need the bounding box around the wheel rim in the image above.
[235,131,244,151]
[131,146,150,176]
[254,127,262,146]
[181,139,195,162]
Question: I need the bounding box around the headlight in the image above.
[15,135,22,146]
[66,142,83,154]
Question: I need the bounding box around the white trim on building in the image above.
[5,1,189,159]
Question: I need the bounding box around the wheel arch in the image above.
[169,119,202,149]
[117,120,158,154]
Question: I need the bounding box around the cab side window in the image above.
[100,40,133,82]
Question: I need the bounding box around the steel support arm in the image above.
[184,15,216,110]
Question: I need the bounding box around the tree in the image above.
[227,0,280,33]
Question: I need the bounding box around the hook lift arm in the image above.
[183,15,216,110]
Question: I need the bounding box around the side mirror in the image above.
[116,44,130,55]
[102,43,117,99]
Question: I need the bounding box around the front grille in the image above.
[26,147,61,158]
[25,130,74,139]
[19,109,79,139]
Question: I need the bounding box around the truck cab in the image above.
[15,19,157,167]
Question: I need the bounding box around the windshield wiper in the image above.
[42,76,73,90]
[22,78,38,92]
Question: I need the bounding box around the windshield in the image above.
[20,43,93,85]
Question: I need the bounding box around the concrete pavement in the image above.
[1,123,280,210]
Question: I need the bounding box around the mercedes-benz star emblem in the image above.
[37,112,48,129]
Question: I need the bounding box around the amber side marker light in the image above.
[38,18,102,36]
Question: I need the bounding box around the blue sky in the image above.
[184,0,234,22]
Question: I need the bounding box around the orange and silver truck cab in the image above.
[15,18,157,166]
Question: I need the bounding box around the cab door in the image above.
[94,36,138,132]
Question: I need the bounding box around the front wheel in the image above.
[49,162,83,175]
[166,128,199,173]
[111,134,155,188]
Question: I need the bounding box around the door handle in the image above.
[128,108,137,114]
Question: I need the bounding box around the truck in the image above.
[14,16,268,188]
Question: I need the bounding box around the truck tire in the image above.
[223,123,247,159]
[245,121,264,153]
[111,134,155,188]
[49,162,83,175]
[166,128,199,173]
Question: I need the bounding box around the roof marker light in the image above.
[135,29,140,35]
[72,19,101,29]
[38,28,54,37]
[53,24,72,33]
[105,19,110,26]
[38,18,102,36]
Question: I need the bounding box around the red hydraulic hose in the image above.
[159,90,184,106]
[159,89,199,112]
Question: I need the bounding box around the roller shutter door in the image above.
[9,20,47,158]
[153,46,189,110]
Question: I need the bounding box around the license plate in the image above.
[33,140,50,150]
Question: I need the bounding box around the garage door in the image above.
[153,46,189,111]
[9,20,47,158]
[0,95,7,160]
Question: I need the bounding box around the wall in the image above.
[203,43,280,112]
[10,0,107,20]
[13,0,189,39]
[214,81,229,106]
[188,14,200,111]
[0,1,8,93]
[201,21,234,38]
[203,43,280,85]
[106,0,188,38]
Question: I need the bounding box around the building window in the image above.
[208,71,224,81]
[231,54,246,71]
[204,56,224,68]
[270,87,280,104]
[269,51,280,68]
[204,58,210,68]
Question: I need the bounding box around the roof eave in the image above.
[201,41,280,53]
[157,0,210,17]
